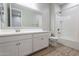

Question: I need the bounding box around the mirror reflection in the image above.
[0,3,5,29]
[0,3,42,29]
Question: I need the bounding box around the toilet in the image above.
[49,36,58,47]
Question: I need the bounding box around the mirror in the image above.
[8,4,22,27]
[0,3,42,29]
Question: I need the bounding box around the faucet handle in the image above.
[16,29,20,32]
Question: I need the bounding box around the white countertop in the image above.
[0,31,49,37]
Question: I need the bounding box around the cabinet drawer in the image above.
[0,34,32,43]
[33,33,50,38]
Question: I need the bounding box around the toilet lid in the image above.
[50,37,58,39]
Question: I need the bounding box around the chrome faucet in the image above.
[15,29,20,32]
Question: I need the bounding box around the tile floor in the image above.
[32,43,79,56]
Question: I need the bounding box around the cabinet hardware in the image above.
[41,38,44,40]
[16,43,21,46]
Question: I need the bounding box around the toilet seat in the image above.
[50,37,58,40]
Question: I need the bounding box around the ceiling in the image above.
[57,3,68,6]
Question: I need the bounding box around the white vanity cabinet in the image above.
[0,34,33,56]
[33,33,49,52]
[0,32,50,56]
[0,39,32,56]
[0,41,19,56]
[19,39,32,56]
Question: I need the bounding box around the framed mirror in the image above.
[0,3,43,29]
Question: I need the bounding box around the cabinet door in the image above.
[40,36,49,48]
[0,41,19,56]
[19,39,32,56]
[33,38,42,52]
[33,37,49,52]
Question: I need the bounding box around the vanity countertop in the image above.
[0,31,50,37]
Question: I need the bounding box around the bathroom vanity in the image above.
[0,3,50,56]
[0,31,50,56]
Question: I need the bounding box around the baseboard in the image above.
[58,38,79,50]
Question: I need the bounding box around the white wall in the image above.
[50,4,61,36]
[50,4,55,35]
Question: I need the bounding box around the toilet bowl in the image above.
[49,37,58,47]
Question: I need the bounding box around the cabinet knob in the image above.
[41,38,44,40]
[16,43,21,46]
